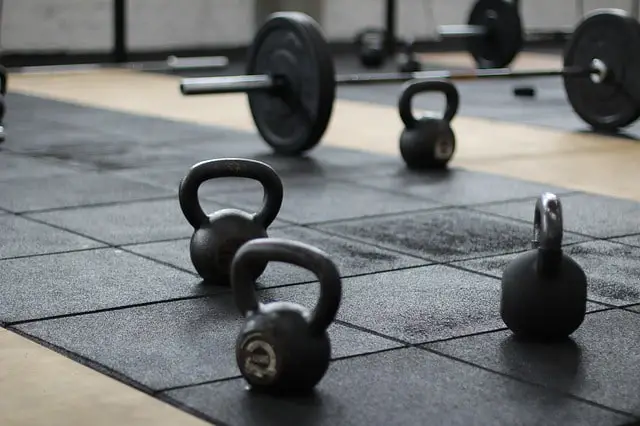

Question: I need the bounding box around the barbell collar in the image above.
[437,24,487,37]
[180,75,274,95]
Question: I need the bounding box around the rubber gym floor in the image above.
[2,49,640,426]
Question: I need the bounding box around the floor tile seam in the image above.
[330,177,580,206]
[300,204,456,228]
[302,224,588,268]
[157,346,409,394]
[417,345,638,418]
[0,245,109,262]
[459,205,622,241]
[5,325,159,395]
[15,194,178,215]
[14,214,118,247]
[115,245,201,277]
[5,294,215,326]
[154,393,231,426]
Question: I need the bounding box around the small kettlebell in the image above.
[398,79,459,170]
[501,193,587,341]
[179,158,283,285]
[231,238,342,395]
[397,39,422,73]
[356,28,386,69]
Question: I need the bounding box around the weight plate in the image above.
[466,0,523,69]
[563,9,640,132]
[246,12,336,155]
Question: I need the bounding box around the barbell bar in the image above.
[181,64,598,96]
[178,10,640,157]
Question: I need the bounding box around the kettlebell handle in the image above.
[398,79,460,129]
[533,192,564,275]
[231,238,342,337]
[178,158,283,229]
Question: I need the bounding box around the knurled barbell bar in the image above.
[180,9,640,156]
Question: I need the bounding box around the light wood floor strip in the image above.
[0,328,210,426]
[7,66,640,201]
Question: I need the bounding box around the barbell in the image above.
[180,9,640,156]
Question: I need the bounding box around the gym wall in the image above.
[1,0,637,54]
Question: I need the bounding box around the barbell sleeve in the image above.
[437,25,487,37]
[180,75,274,95]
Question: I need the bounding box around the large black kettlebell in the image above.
[398,79,459,170]
[355,28,386,69]
[231,238,342,394]
[179,158,283,285]
[501,193,587,341]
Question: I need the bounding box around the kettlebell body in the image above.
[398,80,460,170]
[356,28,385,68]
[189,209,268,283]
[500,193,588,341]
[179,158,283,285]
[400,117,455,169]
[501,250,587,340]
[231,238,342,395]
[236,301,331,393]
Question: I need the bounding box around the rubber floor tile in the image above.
[473,192,640,239]
[315,207,589,263]
[0,215,104,259]
[15,295,400,390]
[456,239,640,307]
[340,167,575,206]
[28,197,291,247]
[125,226,429,287]
[0,152,80,182]
[215,180,442,224]
[427,309,640,417]
[0,172,173,213]
[163,347,631,426]
[0,248,209,323]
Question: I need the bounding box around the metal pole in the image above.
[384,0,396,56]
[113,0,127,63]
[180,66,592,95]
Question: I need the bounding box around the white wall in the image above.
[2,0,638,53]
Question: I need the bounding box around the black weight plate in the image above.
[466,0,523,69]
[563,9,640,132]
[246,12,336,155]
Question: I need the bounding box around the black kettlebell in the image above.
[398,79,459,170]
[231,238,342,394]
[356,28,385,68]
[397,39,422,73]
[501,193,587,341]
[179,158,283,285]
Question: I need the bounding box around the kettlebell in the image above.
[501,193,588,341]
[231,238,342,394]
[397,39,422,73]
[398,79,459,170]
[179,158,283,285]
[355,28,386,68]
